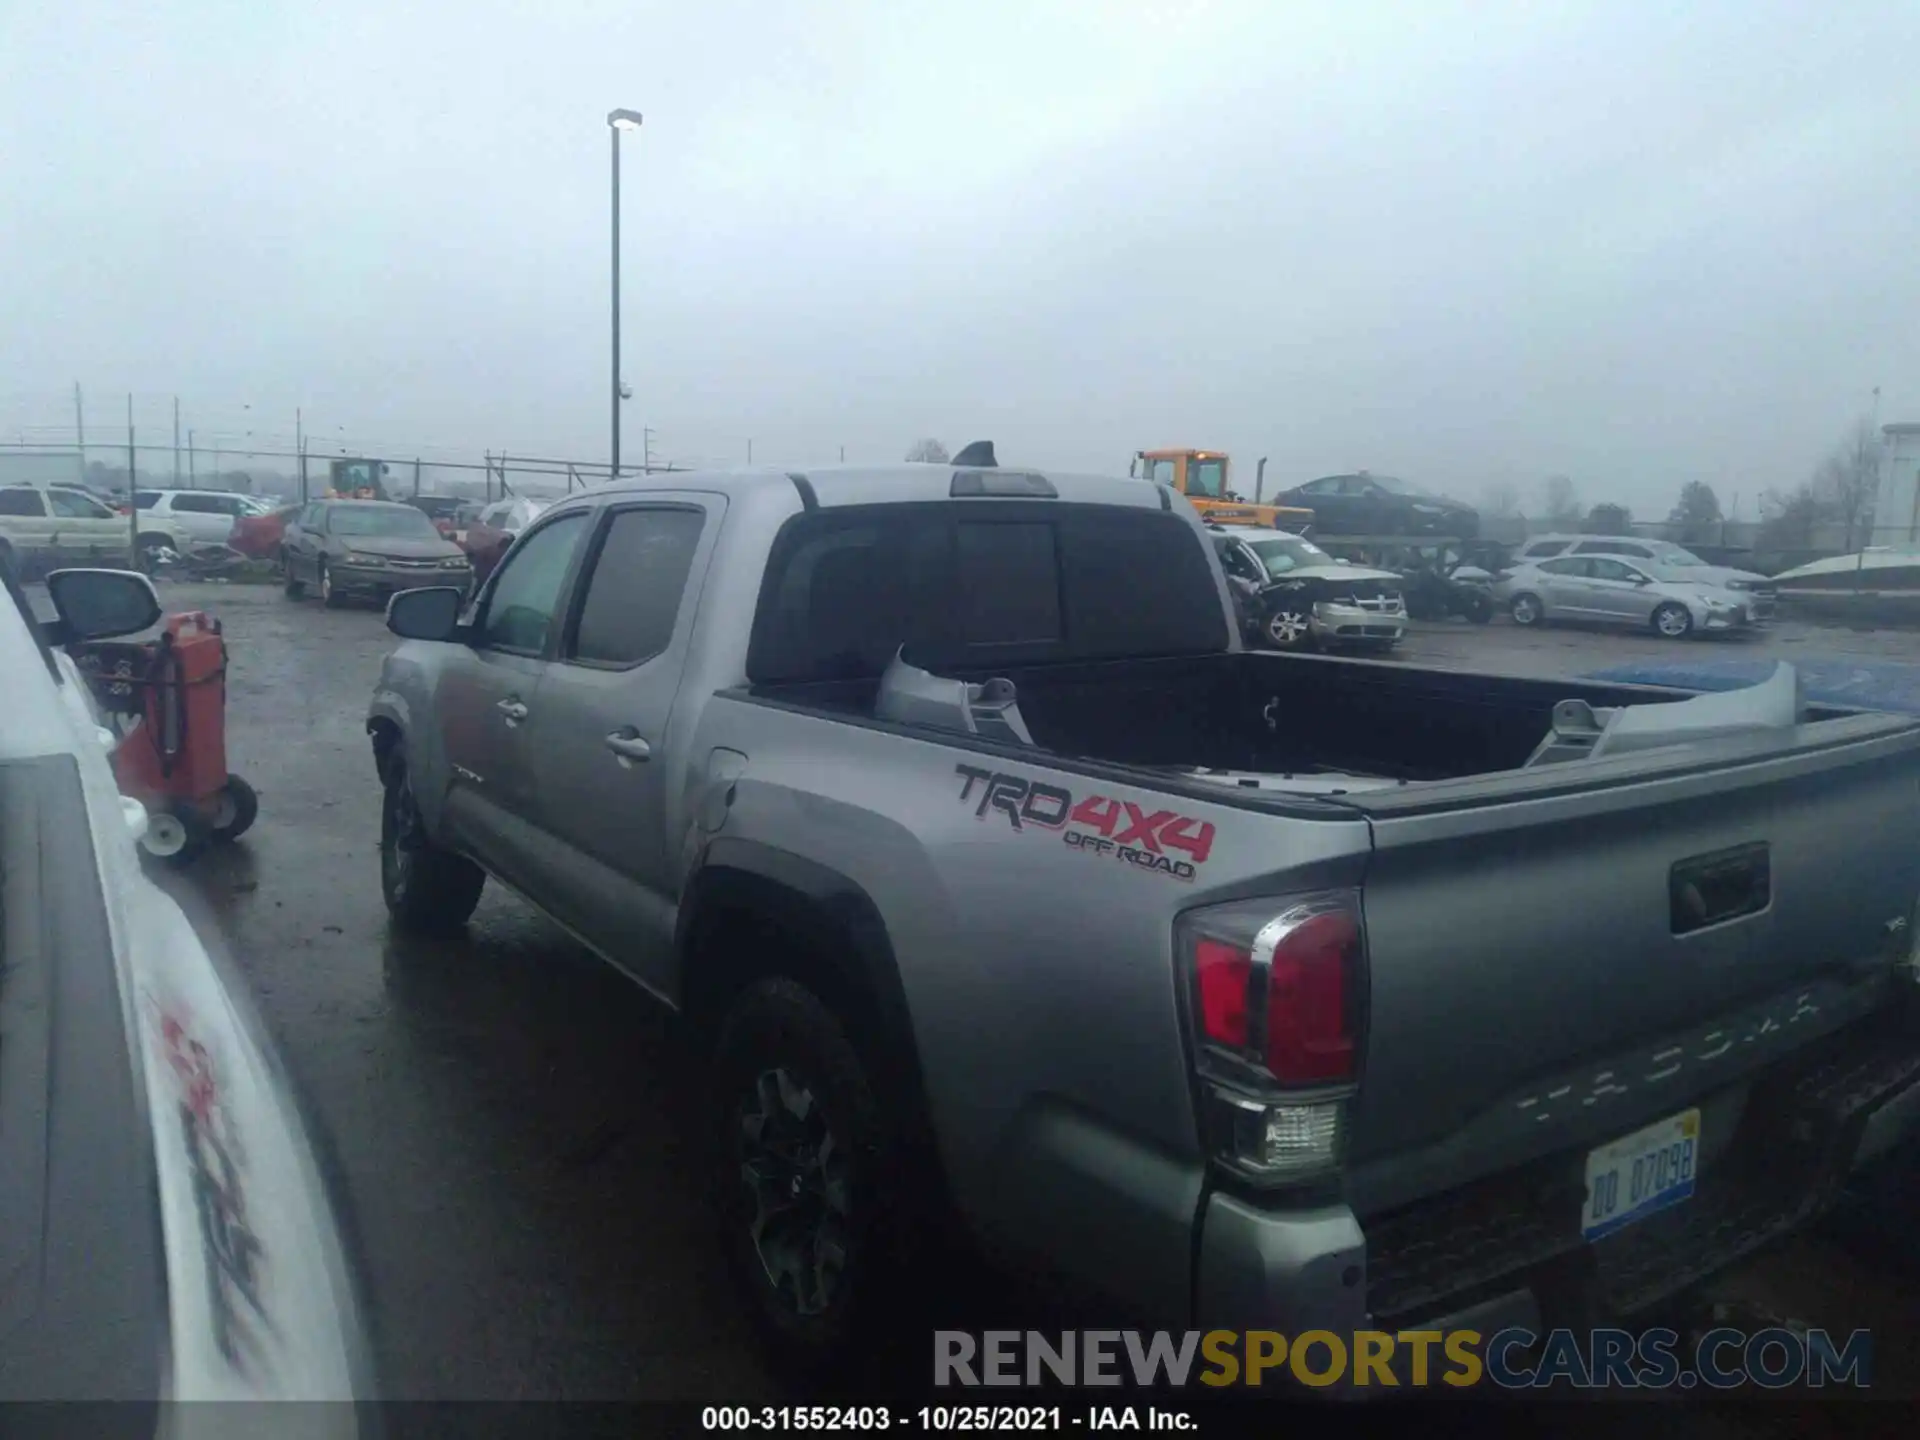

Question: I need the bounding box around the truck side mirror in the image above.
[386,586,466,642]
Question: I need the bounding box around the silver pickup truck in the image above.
[367,457,1920,1376]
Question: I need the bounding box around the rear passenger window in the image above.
[569,508,705,666]
[956,521,1061,645]
[0,490,44,516]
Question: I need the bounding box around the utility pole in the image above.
[188,429,197,483]
[173,397,181,484]
[413,457,422,498]
[296,408,305,504]
[126,396,139,568]
[73,382,87,481]
[839,445,845,463]
[608,109,643,482]
[642,427,656,474]
[747,438,753,464]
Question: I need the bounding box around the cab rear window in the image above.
[747,502,1229,684]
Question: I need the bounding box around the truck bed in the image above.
[752,648,1865,785]
[752,646,1920,1327]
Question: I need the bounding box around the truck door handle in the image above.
[604,728,652,762]
[496,698,529,724]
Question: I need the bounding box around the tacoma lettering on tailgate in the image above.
[953,764,1215,881]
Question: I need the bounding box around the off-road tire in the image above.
[712,978,896,1381]
[380,749,485,932]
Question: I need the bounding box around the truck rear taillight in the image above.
[1266,909,1358,1083]
[1194,939,1252,1046]
[1179,892,1365,1185]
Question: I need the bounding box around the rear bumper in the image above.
[1196,1004,1920,1343]
[1361,1006,1920,1330]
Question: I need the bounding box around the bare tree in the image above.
[1540,474,1581,525]
[904,438,950,464]
[1757,416,1883,553]
[1812,417,1881,548]
[1479,479,1520,518]
[1757,484,1822,552]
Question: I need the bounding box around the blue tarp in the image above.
[1584,657,1920,716]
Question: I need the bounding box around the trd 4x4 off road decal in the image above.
[953,764,1215,881]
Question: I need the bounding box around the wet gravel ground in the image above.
[137,581,1920,1415]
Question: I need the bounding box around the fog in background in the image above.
[3,0,1918,512]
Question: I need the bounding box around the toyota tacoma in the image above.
[365,453,1920,1378]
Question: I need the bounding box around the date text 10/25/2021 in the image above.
[703,1408,1193,1432]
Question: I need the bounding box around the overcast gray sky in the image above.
[4,0,1918,514]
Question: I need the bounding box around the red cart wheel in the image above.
[209,776,260,842]
[141,804,211,866]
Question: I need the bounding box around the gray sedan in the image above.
[282,499,474,609]
[1496,555,1756,639]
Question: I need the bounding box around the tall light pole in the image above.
[608,108,643,480]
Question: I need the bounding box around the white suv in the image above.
[133,489,272,546]
[0,485,191,573]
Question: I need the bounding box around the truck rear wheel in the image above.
[712,977,892,1380]
[380,749,485,932]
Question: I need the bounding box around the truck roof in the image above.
[596,464,1174,514]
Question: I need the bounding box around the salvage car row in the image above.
[1208,524,1779,652]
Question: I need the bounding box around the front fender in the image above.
[366,651,450,838]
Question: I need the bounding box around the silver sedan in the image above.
[1495,555,1756,639]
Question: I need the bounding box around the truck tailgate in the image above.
[1342,713,1920,1212]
